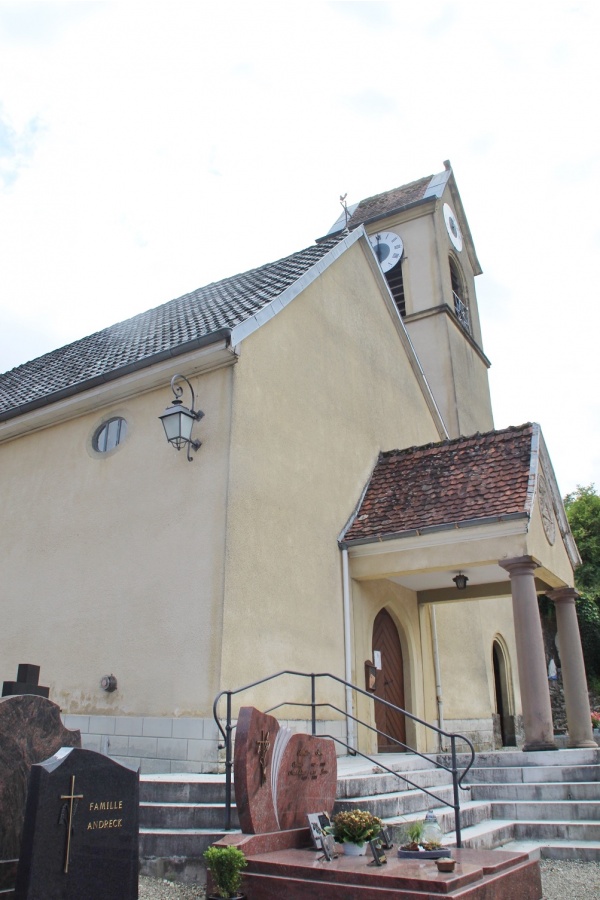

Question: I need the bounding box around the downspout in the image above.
[342,548,357,751]
[429,604,447,751]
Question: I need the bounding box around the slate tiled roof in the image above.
[343,424,535,545]
[0,237,343,418]
[345,176,433,230]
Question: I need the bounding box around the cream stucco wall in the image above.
[218,241,442,715]
[1,364,234,717]
[365,187,494,439]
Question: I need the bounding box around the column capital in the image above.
[547,586,579,606]
[499,555,541,576]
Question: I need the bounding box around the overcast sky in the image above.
[1,1,598,496]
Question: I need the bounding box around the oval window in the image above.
[93,417,128,453]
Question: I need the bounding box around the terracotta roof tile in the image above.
[343,425,535,544]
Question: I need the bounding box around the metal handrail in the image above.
[212,669,475,846]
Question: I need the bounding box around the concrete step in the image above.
[443,817,517,851]
[383,800,492,837]
[139,773,228,803]
[140,801,239,829]
[465,764,599,784]
[336,765,453,799]
[470,780,599,801]
[513,819,600,842]
[437,748,599,770]
[491,800,600,821]
[334,783,458,819]
[502,838,600,862]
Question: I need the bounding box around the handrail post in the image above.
[225,691,233,830]
[451,734,461,848]
[311,673,316,735]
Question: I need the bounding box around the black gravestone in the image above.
[2,664,49,698]
[15,748,139,900]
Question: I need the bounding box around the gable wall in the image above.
[219,241,442,708]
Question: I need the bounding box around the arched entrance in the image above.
[372,608,406,752]
[492,638,516,747]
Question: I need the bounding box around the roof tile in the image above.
[343,425,535,543]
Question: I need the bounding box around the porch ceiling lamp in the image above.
[452,572,469,590]
[159,374,204,462]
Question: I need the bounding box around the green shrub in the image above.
[203,845,247,898]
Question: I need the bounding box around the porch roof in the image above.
[342,425,535,547]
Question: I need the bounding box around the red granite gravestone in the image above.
[0,693,81,889]
[233,707,337,835]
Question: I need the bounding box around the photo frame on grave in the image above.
[317,812,331,832]
[319,834,337,861]
[369,839,387,866]
[307,813,325,849]
[380,826,393,850]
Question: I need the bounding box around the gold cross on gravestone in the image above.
[256,730,270,785]
[60,775,83,873]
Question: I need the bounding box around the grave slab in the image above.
[15,747,139,900]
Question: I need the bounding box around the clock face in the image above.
[443,203,463,251]
[369,231,404,273]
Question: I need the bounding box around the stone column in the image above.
[547,587,596,748]
[500,556,557,751]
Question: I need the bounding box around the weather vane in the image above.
[340,193,351,231]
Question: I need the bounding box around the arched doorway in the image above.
[492,638,516,747]
[372,608,406,752]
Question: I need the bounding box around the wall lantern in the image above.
[452,572,469,590]
[159,374,205,462]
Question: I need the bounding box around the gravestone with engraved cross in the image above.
[15,747,139,900]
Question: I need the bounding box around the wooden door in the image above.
[372,609,406,752]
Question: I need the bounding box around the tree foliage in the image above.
[565,484,600,595]
[564,484,600,680]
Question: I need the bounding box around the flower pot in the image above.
[207,894,246,899]
[436,858,456,873]
[343,842,367,856]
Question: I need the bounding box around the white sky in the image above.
[1,1,599,496]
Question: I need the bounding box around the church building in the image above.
[0,162,594,773]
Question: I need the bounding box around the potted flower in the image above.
[326,809,382,856]
[397,811,450,860]
[203,845,247,900]
[591,710,600,732]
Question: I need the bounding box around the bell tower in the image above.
[325,162,494,439]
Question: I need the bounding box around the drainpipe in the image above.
[342,548,357,751]
[429,604,447,752]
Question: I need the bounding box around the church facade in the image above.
[1,163,593,773]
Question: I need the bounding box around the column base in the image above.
[568,739,598,749]
[522,740,558,752]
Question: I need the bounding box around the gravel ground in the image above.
[139,859,600,898]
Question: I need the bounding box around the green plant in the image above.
[591,710,600,730]
[326,810,382,846]
[401,820,425,847]
[203,845,247,899]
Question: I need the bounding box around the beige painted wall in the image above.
[365,187,494,439]
[433,597,521,720]
[1,365,233,716]
[219,241,442,714]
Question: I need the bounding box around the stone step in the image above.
[334,783,458,819]
[513,819,600,842]
[140,801,239,829]
[470,780,599,801]
[139,826,239,858]
[443,817,517,851]
[383,800,492,837]
[336,766,455,799]
[437,748,599,769]
[502,838,600,862]
[465,763,599,784]
[491,800,600,821]
[139,773,228,803]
